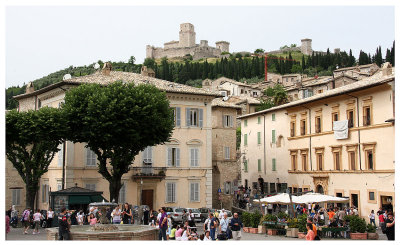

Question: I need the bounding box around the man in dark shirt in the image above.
[385,212,395,240]
[229,213,243,240]
[58,207,71,240]
[158,207,168,240]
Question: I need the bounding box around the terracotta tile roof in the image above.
[334,63,378,72]
[214,77,252,87]
[211,98,242,109]
[227,95,261,105]
[238,68,394,119]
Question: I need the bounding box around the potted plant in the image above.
[286,218,300,237]
[297,214,308,239]
[258,215,269,234]
[242,212,251,233]
[264,214,278,235]
[349,216,367,240]
[249,211,262,234]
[366,223,378,240]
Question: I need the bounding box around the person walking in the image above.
[46,208,54,228]
[229,212,243,240]
[149,209,156,226]
[188,209,195,228]
[112,205,122,224]
[305,223,315,240]
[32,209,42,234]
[384,212,395,240]
[158,207,168,240]
[369,210,376,227]
[58,207,71,240]
[21,207,31,235]
[219,212,229,239]
[122,203,132,224]
[182,209,188,225]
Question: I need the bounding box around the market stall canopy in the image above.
[253,193,300,205]
[295,193,349,204]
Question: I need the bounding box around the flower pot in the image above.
[367,232,379,240]
[258,225,266,234]
[267,229,278,236]
[350,233,367,240]
[249,228,259,234]
[290,228,299,237]
[243,227,250,233]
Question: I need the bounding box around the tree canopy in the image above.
[256,84,288,111]
[62,82,175,202]
[6,107,67,209]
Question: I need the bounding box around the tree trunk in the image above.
[109,178,122,203]
[25,185,38,210]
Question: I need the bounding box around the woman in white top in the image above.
[47,208,54,228]
[112,206,122,224]
[33,209,42,234]
[77,211,84,226]
[181,227,190,241]
[203,230,211,241]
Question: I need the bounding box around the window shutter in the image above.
[199,109,203,127]
[195,183,199,201]
[223,115,226,127]
[190,183,194,201]
[186,108,191,126]
[176,107,181,127]
[272,158,276,171]
[167,148,172,166]
[230,116,233,127]
[176,148,180,167]
[258,159,261,172]
[167,183,171,203]
[149,147,152,163]
[257,132,261,144]
[172,183,176,202]
[272,130,276,143]
[196,149,199,166]
[244,134,247,146]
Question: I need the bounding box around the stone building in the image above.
[202,77,262,98]
[146,23,230,60]
[140,66,155,77]
[267,38,329,56]
[238,64,395,218]
[211,98,242,209]
[9,64,222,211]
[333,63,380,79]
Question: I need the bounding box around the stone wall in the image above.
[5,158,26,213]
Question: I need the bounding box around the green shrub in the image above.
[277,211,289,221]
[251,211,263,228]
[242,212,251,227]
[367,223,376,233]
[287,218,299,228]
[297,213,308,232]
[349,216,367,233]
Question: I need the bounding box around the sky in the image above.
[5,5,395,88]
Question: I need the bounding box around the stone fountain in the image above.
[45,200,158,240]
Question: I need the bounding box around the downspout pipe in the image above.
[263,114,266,175]
[301,106,312,170]
[346,94,362,170]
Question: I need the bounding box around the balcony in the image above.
[130,166,167,181]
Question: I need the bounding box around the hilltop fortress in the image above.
[146,23,230,60]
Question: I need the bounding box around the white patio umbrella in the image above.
[295,192,349,204]
[253,193,300,205]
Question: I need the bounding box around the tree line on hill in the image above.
[6,41,394,110]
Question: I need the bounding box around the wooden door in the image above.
[142,190,154,210]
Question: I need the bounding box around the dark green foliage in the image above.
[349,215,367,233]
[367,223,376,232]
[236,127,241,150]
[62,82,174,202]
[277,211,289,220]
[6,107,67,209]
[297,214,308,232]
[251,210,263,228]
[242,212,252,227]
[257,84,288,112]
[254,48,265,54]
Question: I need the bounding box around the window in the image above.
[85,183,96,191]
[119,183,126,204]
[290,121,296,137]
[190,182,200,202]
[223,115,233,127]
[272,113,276,121]
[224,182,231,194]
[186,108,203,127]
[317,154,323,170]
[244,160,248,172]
[301,151,308,171]
[190,148,199,167]
[258,159,262,172]
[300,119,306,135]
[349,152,356,170]
[334,152,341,170]
[58,143,64,167]
[369,191,375,201]
[172,107,181,127]
[272,158,276,171]
[244,134,248,146]
[363,106,371,126]
[315,116,321,133]
[86,147,97,166]
[167,147,180,167]
[221,91,227,97]
[257,132,261,145]
[346,144,358,170]
[347,110,354,128]
[41,182,49,203]
[257,117,261,124]
[332,112,339,130]
[244,119,248,127]
[270,183,276,193]
[272,130,276,143]
[143,146,153,164]
[290,151,298,171]
[318,89,323,94]
[366,150,374,170]
[224,146,230,159]
[57,180,62,191]
[166,182,176,203]
[12,189,21,205]
[253,92,258,97]
[363,143,376,170]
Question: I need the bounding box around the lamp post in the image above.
[140,178,143,206]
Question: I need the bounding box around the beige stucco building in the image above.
[238,63,395,219]
[7,65,222,212]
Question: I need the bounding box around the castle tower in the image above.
[146,45,154,59]
[179,23,196,47]
[301,38,312,56]
[216,41,230,53]
[334,48,340,54]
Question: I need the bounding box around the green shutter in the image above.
[244,134,247,146]
[244,119,247,127]
[272,130,276,143]
[244,160,248,172]
[272,158,276,171]
[257,132,261,144]
[258,159,261,172]
[272,113,276,121]
[258,117,261,124]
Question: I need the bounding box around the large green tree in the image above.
[6,107,67,209]
[256,84,288,111]
[62,82,175,202]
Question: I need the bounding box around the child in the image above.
[33,209,42,234]
[169,224,177,240]
[77,210,84,226]
[88,213,97,226]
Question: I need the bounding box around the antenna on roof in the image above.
[94,63,100,69]
[63,74,72,80]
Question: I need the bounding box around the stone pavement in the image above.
[6,224,388,241]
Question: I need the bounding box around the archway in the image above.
[317,185,324,194]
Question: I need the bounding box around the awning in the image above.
[68,195,91,204]
[91,195,106,202]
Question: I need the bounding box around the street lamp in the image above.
[140,178,143,206]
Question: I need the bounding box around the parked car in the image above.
[186,208,202,223]
[170,207,187,224]
[199,208,210,223]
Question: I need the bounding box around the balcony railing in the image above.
[130,166,167,180]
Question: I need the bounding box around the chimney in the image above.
[26,82,34,94]
[102,62,112,75]
[382,62,393,76]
